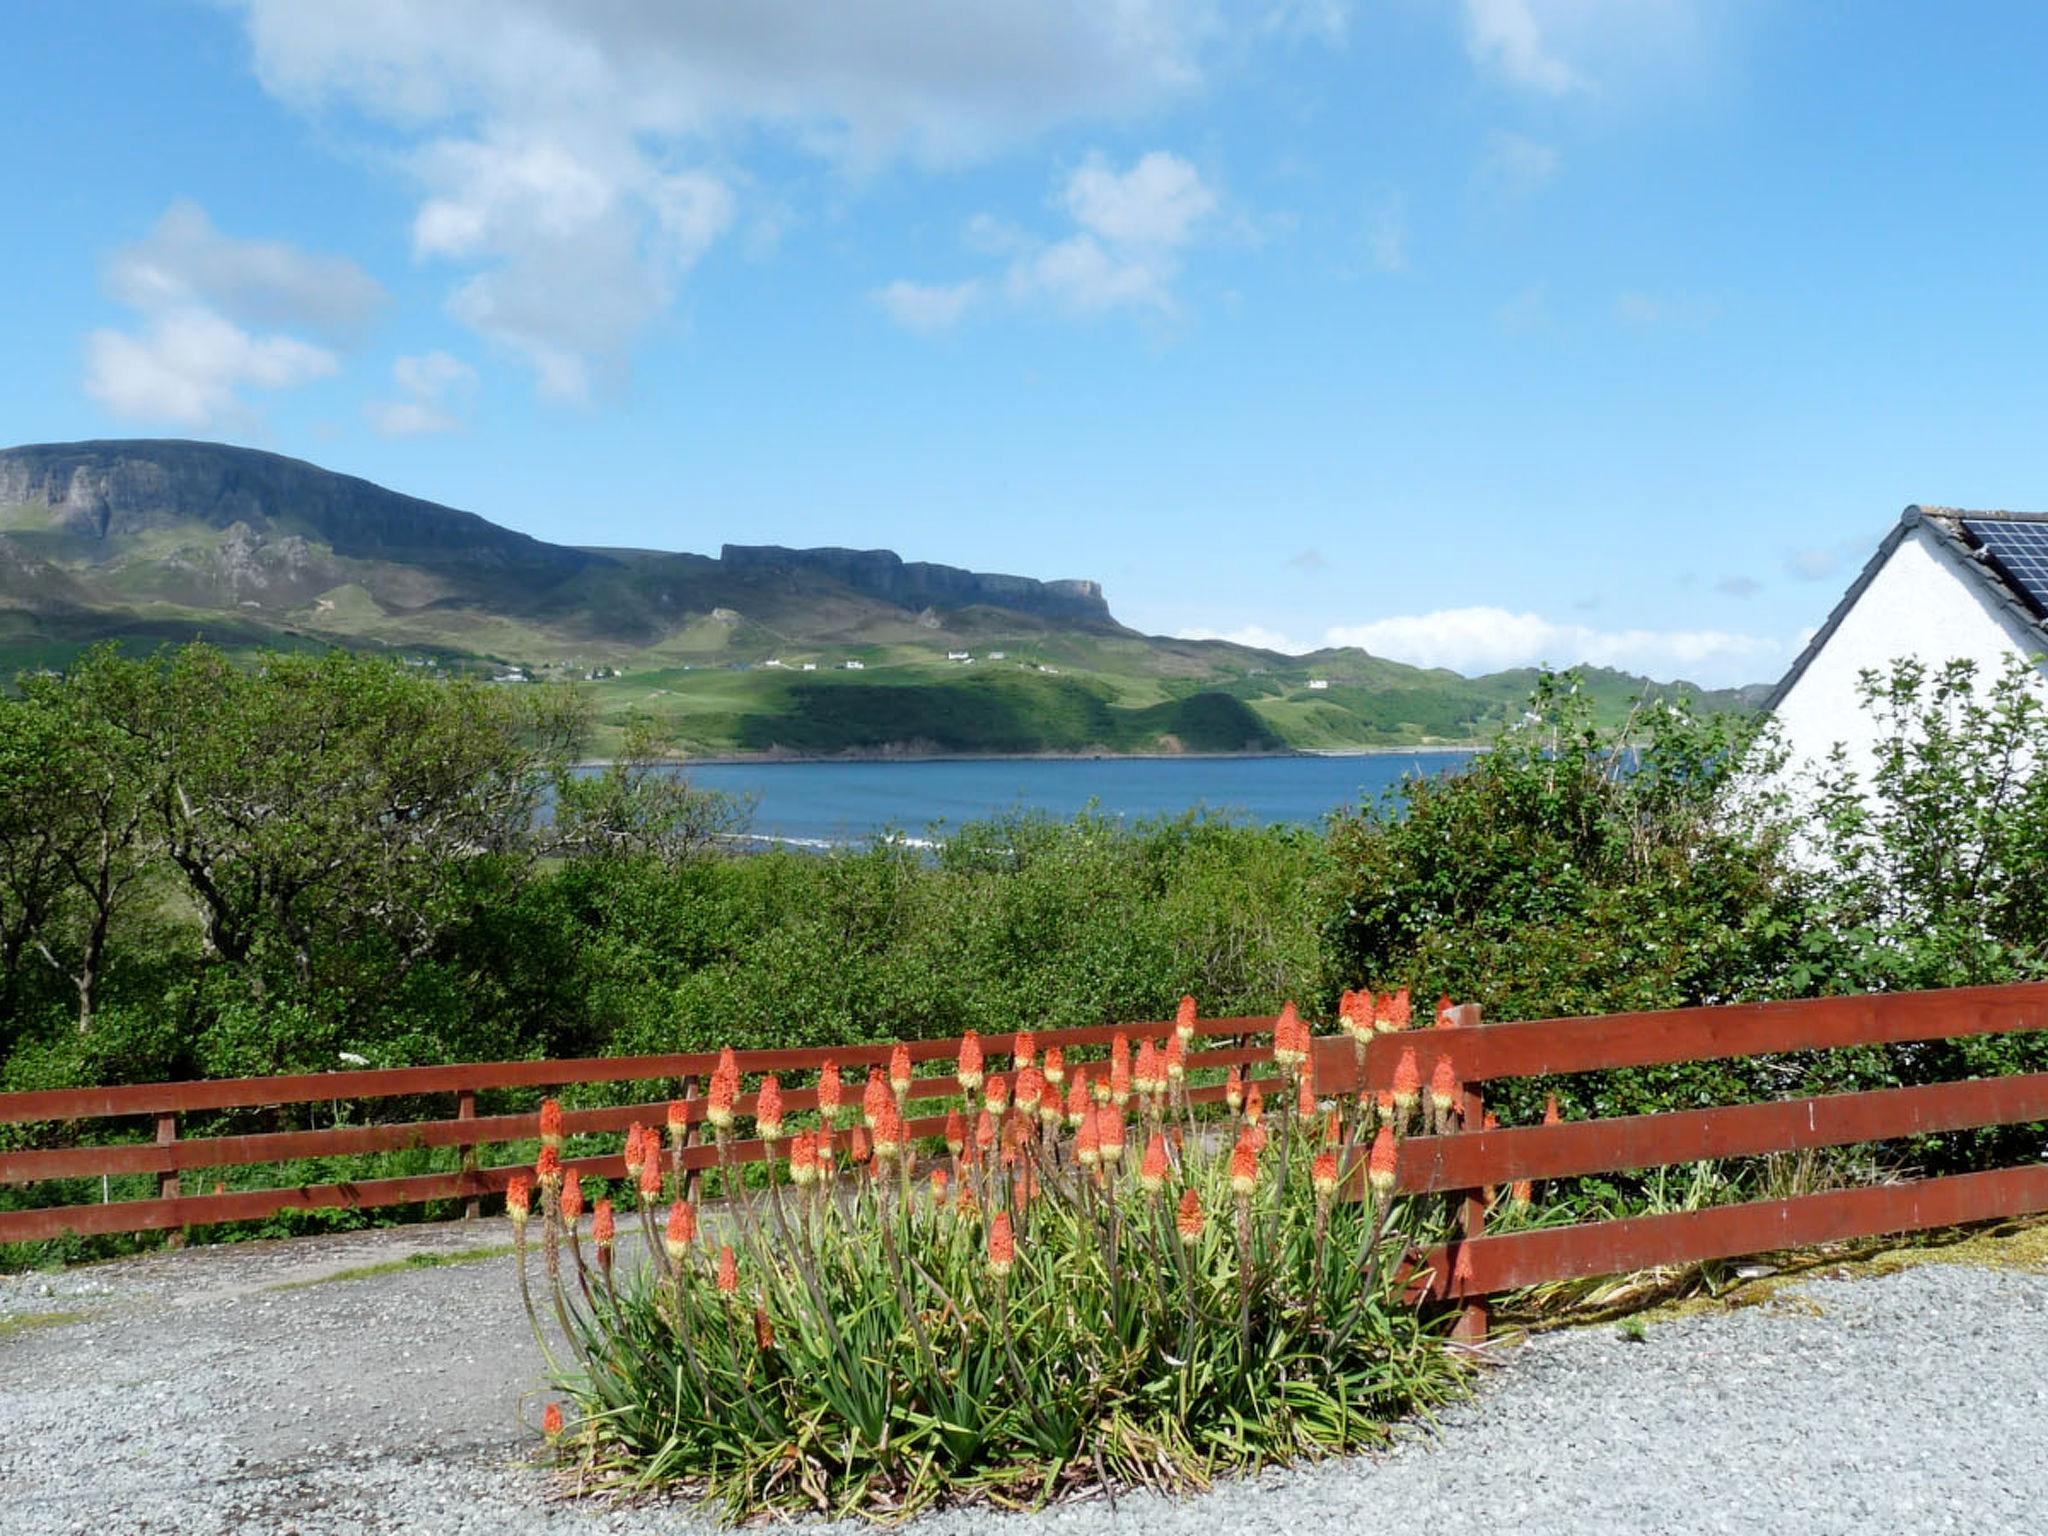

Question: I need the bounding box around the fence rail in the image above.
[1320,980,2048,1338]
[0,1017,1274,1245]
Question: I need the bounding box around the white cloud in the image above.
[365,350,478,437]
[873,279,981,334]
[1477,131,1559,201]
[232,1,1213,393]
[1323,606,1786,685]
[1064,150,1216,248]
[1009,233,1175,316]
[84,203,374,428]
[1462,0,1584,94]
[1176,625,1311,654]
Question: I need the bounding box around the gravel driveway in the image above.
[4,1220,2045,1534]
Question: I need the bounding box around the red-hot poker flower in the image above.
[1110,1033,1132,1105]
[754,1307,776,1353]
[816,1125,833,1166]
[1134,1038,1161,1096]
[956,1183,980,1220]
[1226,1066,1244,1113]
[1312,1149,1340,1198]
[1013,1029,1036,1070]
[535,1145,562,1186]
[984,1073,1009,1116]
[1388,987,1412,1030]
[1511,1178,1534,1206]
[1043,1045,1065,1086]
[637,1153,661,1200]
[707,1064,738,1132]
[1176,1187,1205,1238]
[1229,1128,1259,1195]
[592,1198,615,1251]
[1273,1001,1307,1068]
[1429,1057,1461,1127]
[873,1098,903,1162]
[1002,1110,1028,1167]
[987,1210,1015,1279]
[1544,1093,1562,1126]
[818,1060,843,1123]
[1298,1071,1317,1122]
[1326,1113,1343,1146]
[1244,1083,1264,1126]
[623,1124,646,1179]
[851,1126,871,1165]
[1140,1131,1169,1192]
[945,1108,966,1156]
[862,1066,888,1129]
[506,1174,532,1229]
[561,1169,584,1222]
[890,1044,913,1099]
[1176,993,1198,1045]
[1339,988,1366,1041]
[1090,1067,1112,1105]
[1066,1072,1090,1127]
[957,1030,985,1093]
[974,1108,995,1154]
[666,1099,689,1146]
[1076,1109,1101,1167]
[1015,1064,1045,1115]
[542,1402,563,1440]
[755,1075,784,1141]
[930,1166,950,1200]
[1099,1105,1125,1163]
[538,1098,565,1150]
[1368,1125,1398,1203]
[1391,1047,1421,1120]
[1165,1032,1187,1083]
[1376,1088,1395,1121]
[1436,993,1456,1028]
[716,1244,738,1294]
[789,1130,817,1187]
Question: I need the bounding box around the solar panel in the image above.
[1961,518,2048,617]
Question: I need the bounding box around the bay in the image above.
[677,751,1478,848]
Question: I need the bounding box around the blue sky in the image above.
[6,2,2048,687]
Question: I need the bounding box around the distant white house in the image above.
[989,651,1007,660]
[801,662,818,672]
[1768,506,2048,786]
[843,659,866,670]
[764,658,784,668]
[947,650,971,662]
[1307,678,1330,691]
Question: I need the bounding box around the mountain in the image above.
[0,439,1766,756]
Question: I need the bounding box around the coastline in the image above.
[578,743,1484,769]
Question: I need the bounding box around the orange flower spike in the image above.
[560,1169,584,1222]
[818,1060,843,1123]
[1544,1093,1562,1126]
[1133,1038,1157,1094]
[535,1145,561,1185]
[1225,1066,1244,1113]
[1110,1033,1132,1105]
[1175,993,1198,1045]
[1244,1083,1264,1126]
[1368,1125,1399,1204]
[1229,1128,1259,1195]
[666,1098,689,1146]
[789,1130,817,1187]
[862,1066,888,1129]
[1015,1065,1045,1115]
[716,1244,739,1295]
[1076,1109,1101,1167]
[592,1198,615,1251]
[505,1174,532,1230]
[850,1126,871,1165]
[1429,1056,1461,1125]
[1325,1113,1342,1145]
[1390,987,1412,1030]
[890,1044,913,1100]
[542,1402,564,1441]
[1043,1046,1065,1087]
[974,1108,996,1154]
[816,1125,833,1165]
[1140,1132,1169,1193]
[538,1098,565,1150]
[1099,1105,1126,1164]
[987,1210,1016,1279]
[1164,1032,1187,1084]
[984,1073,1010,1116]
[1436,993,1456,1028]
[1484,1110,1499,1131]
[1176,1186,1205,1238]
[945,1108,966,1155]
[622,1124,646,1179]
[957,1030,985,1094]
[1273,1001,1306,1068]
[1002,1111,1028,1166]
[1298,1073,1318,1122]
[665,1201,696,1259]
[1375,1088,1395,1120]
[1067,1072,1090,1127]
[872,1099,904,1163]
[930,1166,950,1200]
[1312,1149,1340,1198]
[638,1152,662,1199]
[707,1066,737,1132]
[1511,1178,1534,1207]
[717,1045,738,1081]
[755,1075,784,1141]
[1013,1029,1036,1070]
[1391,1047,1421,1121]
[1090,1067,1112,1105]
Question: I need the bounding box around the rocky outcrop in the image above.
[720,544,1117,628]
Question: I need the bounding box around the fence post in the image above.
[157,1111,184,1250]
[1454,1004,1487,1342]
[457,1088,479,1221]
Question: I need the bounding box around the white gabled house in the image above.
[1768,506,2048,784]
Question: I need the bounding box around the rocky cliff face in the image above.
[720,544,1117,628]
[0,440,592,577]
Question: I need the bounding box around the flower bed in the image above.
[511,994,1468,1521]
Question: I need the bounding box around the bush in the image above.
[516,1023,1464,1521]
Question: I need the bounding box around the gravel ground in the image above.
[4,1222,2045,1534]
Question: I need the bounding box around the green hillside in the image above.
[0,438,1768,756]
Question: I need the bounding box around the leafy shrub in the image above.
[516,1019,1464,1521]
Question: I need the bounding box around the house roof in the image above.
[1763,506,2048,712]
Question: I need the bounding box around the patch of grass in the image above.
[265,1242,514,1291]
[0,1309,90,1340]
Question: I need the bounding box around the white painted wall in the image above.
[1772,523,2048,790]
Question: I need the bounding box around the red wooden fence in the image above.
[1313,980,2048,1339]
[0,1017,1277,1245]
